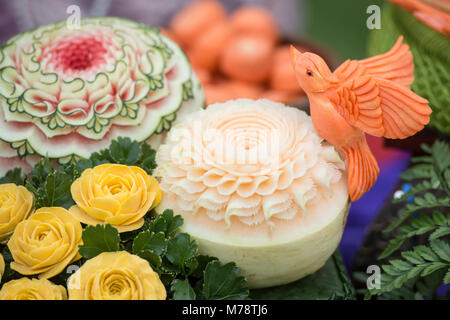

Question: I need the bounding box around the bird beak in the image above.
[289,45,302,67]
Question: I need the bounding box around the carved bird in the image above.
[290,36,432,201]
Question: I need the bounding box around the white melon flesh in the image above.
[157,177,349,289]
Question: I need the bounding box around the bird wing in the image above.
[327,77,431,139]
[335,36,414,87]
[327,36,432,139]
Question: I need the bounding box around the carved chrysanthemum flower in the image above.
[156,99,346,228]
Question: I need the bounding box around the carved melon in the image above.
[0,17,204,176]
[155,99,350,288]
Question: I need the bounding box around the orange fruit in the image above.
[170,0,226,48]
[193,66,212,85]
[189,21,234,71]
[230,5,279,44]
[219,35,274,84]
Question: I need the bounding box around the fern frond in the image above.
[368,241,450,298]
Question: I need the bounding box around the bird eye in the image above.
[306,70,313,76]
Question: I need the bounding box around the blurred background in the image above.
[0,0,443,276]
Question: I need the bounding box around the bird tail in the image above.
[360,36,414,86]
[341,136,380,202]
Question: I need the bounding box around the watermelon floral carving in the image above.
[0,17,204,176]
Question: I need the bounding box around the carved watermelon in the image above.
[0,17,204,176]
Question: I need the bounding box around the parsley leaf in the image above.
[110,137,141,165]
[166,233,198,271]
[132,231,167,255]
[138,250,163,269]
[202,261,249,300]
[25,163,76,209]
[139,143,157,174]
[149,209,183,236]
[78,224,120,259]
[171,279,196,300]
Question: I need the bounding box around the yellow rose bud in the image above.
[68,251,166,300]
[0,183,34,243]
[0,277,67,300]
[70,164,162,232]
[7,207,83,279]
[0,253,4,283]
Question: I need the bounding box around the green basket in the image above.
[367,3,450,137]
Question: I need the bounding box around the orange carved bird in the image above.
[290,36,432,201]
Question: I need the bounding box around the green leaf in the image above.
[0,168,25,185]
[109,137,140,165]
[444,269,450,284]
[384,197,449,233]
[400,164,434,181]
[430,239,450,263]
[390,259,412,271]
[78,224,120,259]
[185,258,199,276]
[27,170,75,209]
[139,143,157,174]
[138,250,162,269]
[150,209,183,236]
[415,245,440,262]
[420,262,448,277]
[132,231,166,255]
[191,255,218,279]
[203,261,249,300]
[382,264,404,276]
[429,226,450,240]
[150,215,168,234]
[162,256,182,274]
[32,158,53,183]
[392,273,409,289]
[171,279,196,300]
[162,210,184,235]
[89,149,113,165]
[379,235,408,260]
[166,233,198,269]
[43,171,74,209]
[432,211,447,225]
[410,155,433,164]
[402,251,425,265]
[407,266,424,279]
[73,159,94,175]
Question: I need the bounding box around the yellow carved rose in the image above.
[0,183,34,243]
[0,253,4,283]
[68,251,166,300]
[70,164,162,232]
[7,207,83,279]
[0,278,67,300]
